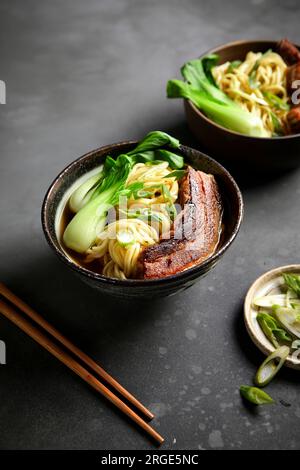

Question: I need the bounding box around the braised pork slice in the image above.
[277,39,300,65]
[286,63,300,96]
[286,106,300,134]
[138,166,222,279]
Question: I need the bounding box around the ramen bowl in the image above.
[185,40,300,172]
[42,141,243,299]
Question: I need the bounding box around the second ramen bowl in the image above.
[185,40,300,173]
[42,141,243,299]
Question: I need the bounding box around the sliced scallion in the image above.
[240,385,275,405]
[273,306,300,339]
[116,230,135,248]
[253,294,299,308]
[291,339,300,350]
[163,169,186,180]
[257,312,279,348]
[254,346,289,387]
[283,274,300,297]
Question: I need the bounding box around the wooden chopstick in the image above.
[0,296,164,445]
[0,282,153,421]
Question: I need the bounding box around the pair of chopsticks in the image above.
[0,283,164,445]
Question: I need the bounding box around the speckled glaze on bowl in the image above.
[42,141,243,299]
[185,40,300,172]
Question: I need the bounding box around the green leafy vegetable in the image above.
[144,160,164,166]
[254,346,289,387]
[167,56,269,138]
[202,54,219,85]
[155,149,184,169]
[131,150,156,163]
[69,171,103,213]
[181,56,233,105]
[128,131,180,155]
[129,148,184,170]
[167,79,268,137]
[63,155,133,252]
[63,131,183,252]
[240,385,275,405]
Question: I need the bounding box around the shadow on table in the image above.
[161,119,298,192]
[1,251,169,447]
[4,252,170,356]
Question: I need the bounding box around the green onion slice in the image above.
[116,230,135,248]
[227,60,242,73]
[257,312,279,348]
[253,294,299,308]
[273,306,300,339]
[163,169,186,180]
[292,339,300,350]
[254,346,289,387]
[240,386,275,405]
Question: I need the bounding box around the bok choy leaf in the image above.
[167,57,269,137]
[167,79,268,137]
[63,131,183,253]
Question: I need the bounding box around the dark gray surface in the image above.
[0,0,299,450]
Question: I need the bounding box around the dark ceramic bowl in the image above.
[185,40,300,172]
[42,141,243,299]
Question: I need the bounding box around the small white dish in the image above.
[244,264,300,370]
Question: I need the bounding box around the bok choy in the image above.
[167,56,269,137]
[63,131,183,253]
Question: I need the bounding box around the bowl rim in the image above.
[41,140,243,287]
[186,38,300,141]
[244,264,300,370]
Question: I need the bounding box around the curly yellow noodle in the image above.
[127,162,178,203]
[212,51,288,136]
[85,162,179,279]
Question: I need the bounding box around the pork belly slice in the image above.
[286,106,300,134]
[138,166,222,279]
[277,39,300,65]
[286,62,300,97]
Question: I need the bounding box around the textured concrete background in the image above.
[0,0,300,450]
